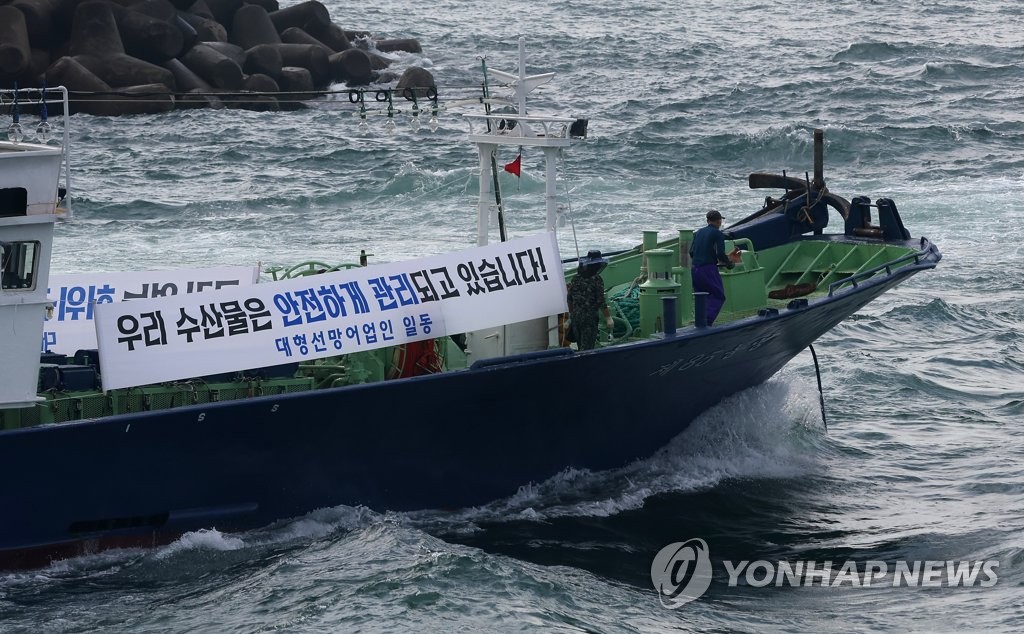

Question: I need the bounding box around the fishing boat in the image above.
[0,41,941,570]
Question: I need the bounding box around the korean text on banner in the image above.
[43,265,260,356]
[94,233,567,390]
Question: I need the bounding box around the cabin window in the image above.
[0,187,28,218]
[1,241,39,291]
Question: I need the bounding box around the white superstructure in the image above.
[0,128,63,408]
[462,38,587,362]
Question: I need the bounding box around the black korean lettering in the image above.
[116,315,143,350]
[140,311,168,346]
[244,298,273,332]
[495,257,522,287]
[151,282,178,297]
[221,300,249,336]
[176,307,200,342]
[477,259,504,292]
[122,284,150,300]
[410,269,439,302]
[199,304,225,338]
[457,262,486,296]
[431,267,460,299]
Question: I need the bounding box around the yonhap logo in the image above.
[650,538,1000,608]
[650,538,713,608]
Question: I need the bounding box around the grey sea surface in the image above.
[2,0,1022,631]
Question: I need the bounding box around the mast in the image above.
[465,36,583,246]
[462,37,588,360]
[479,59,508,242]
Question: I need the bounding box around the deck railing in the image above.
[827,243,934,297]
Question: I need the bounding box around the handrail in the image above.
[464,113,576,139]
[827,248,927,296]
[725,238,760,270]
[265,261,363,281]
[0,85,71,217]
[465,114,578,124]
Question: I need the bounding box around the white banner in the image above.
[95,233,567,390]
[44,265,260,356]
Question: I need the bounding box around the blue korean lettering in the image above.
[390,273,419,306]
[418,314,433,334]
[368,276,399,311]
[295,288,327,323]
[369,274,420,311]
[311,330,327,352]
[58,284,117,320]
[41,331,57,352]
[92,284,116,314]
[316,285,347,318]
[292,333,309,355]
[58,286,88,321]
[327,327,344,350]
[402,315,417,337]
[339,281,370,315]
[273,291,303,327]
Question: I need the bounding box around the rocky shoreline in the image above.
[0,0,436,114]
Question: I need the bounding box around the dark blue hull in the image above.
[0,251,938,569]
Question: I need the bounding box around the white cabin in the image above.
[0,138,61,408]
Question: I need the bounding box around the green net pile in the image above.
[608,283,641,336]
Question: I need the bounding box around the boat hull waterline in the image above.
[0,254,937,570]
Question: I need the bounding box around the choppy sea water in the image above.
[3,0,1023,631]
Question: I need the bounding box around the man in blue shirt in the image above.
[689,209,741,326]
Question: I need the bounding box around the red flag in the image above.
[504,154,521,176]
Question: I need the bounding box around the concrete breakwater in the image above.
[0,0,436,114]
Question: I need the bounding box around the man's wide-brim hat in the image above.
[579,250,609,267]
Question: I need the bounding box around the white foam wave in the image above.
[151,504,385,562]
[408,374,828,528]
[154,528,246,559]
[254,505,383,544]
